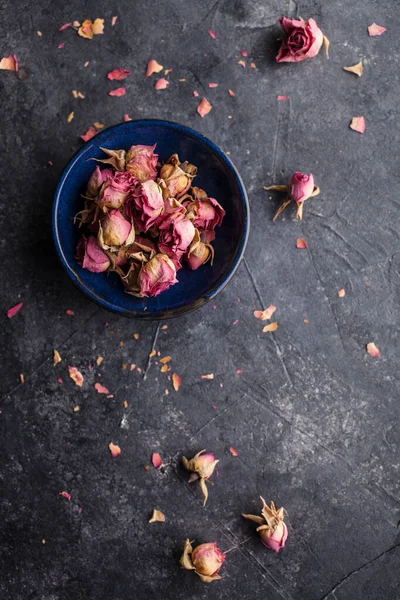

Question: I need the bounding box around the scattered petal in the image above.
[37,31,42,37]
[109,442,121,457]
[81,126,98,142]
[201,373,214,380]
[164,68,172,75]
[95,382,109,394]
[72,90,78,98]
[338,288,346,298]
[238,59,246,68]
[228,89,235,96]
[368,23,386,37]
[160,364,170,373]
[73,20,81,27]
[133,333,139,340]
[241,50,248,56]
[78,19,94,39]
[58,43,65,49]
[53,350,62,365]
[236,369,242,374]
[193,90,199,97]
[154,78,169,90]
[149,509,165,523]
[277,95,289,101]
[296,237,308,249]
[208,29,216,39]
[178,78,186,82]
[6,302,23,318]
[229,446,239,456]
[197,97,212,117]
[107,68,131,81]
[73,405,80,412]
[65,309,74,316]
[67,111,74,123]
[130,363,136,371]
[123,113,132,122]
[152,452,163,469]
[20,374,24,384]
[109,87,126,97]
[146,59,163,77]
[172,373,181,391]
[161,325,168,330]
[111,16,118,26]
[160,356,171,364]
[254,305,276,321]
[93,122,104,128]
[59,491,71,500]
[84,61,89,67]
[59,22,72,31]
[232,319,239,325]
[91,18,104,35]
[208,82,218,88]
[69,366,83,387]
[250,62,256,68]
[0,54,18,71]
[96,356,103,366]
[350,116,365,134]
[367,342,380,358]
[263,322,278,333]
[57,377,63,384]
[343,61,363,77]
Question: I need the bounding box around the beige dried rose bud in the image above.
[182,450,219,505]
[185,229,214,270]
[159,154,197,198]
[97,210,135,250]
[242,497,288,553]
[179,539,225,583]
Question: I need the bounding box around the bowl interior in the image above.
[53,120,249,318]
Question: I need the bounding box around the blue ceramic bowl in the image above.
[52,120,249,319]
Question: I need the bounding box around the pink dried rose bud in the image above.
[158,213,195,259]
[183,187,225,233]
[276,17,328,63]
[182,449,219,505]
[86,166,114,197]
[243,497,288,552]
[159,154,197,198]
[137,254,178,297]
[76,235,111,272]
[289,172,315,203]
[98,210,135,248]
[185,229,214,270]
[126,144,158,182]
[180,539,225,583]
[97,171,138,212]
[126,179,164,232]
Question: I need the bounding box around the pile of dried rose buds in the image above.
[75,145,225,297]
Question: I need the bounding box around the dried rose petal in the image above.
[0,54,18,71]
[368,23,386,36]
[7,302,23,318]
[228,89,235,96]
[250,62,256,68]
[109,442,121,457]
[208,82,218,88]
[241,50,248,56]
[66,309,74,316]
[172,373,181,391]
[197,98,212,117]
[238,59,246,68]
[81,126,98,142]
[67,111,74,123]
[146,59,163,77]
[296,237,308,249]
[123,113,132,122]
[95,382,109,394]
[201,374,214,380]
[263,322,278,333]
[149,349,157,358]
[91,18,104,35]
[160,356,171,364]
[154,78,169,90]
[58,43,65,49]
[229,446,238,456]
[350,116,365,134]
[93,122,104,129]
[152,452,163,469]
[107,68,131,81]
[111,16,118,26]
[59,22,72,31]
[78,19,94,39]
[53,350,62,365]
[193,90,199,97]
[367,342,380,358]
[343,61,363,77]
[277,95,289,101]
[20,374,24,383]
[149,509,166,523]
[59,491,71,500]
[108,87,126,97]
[208,29,216,39]
[96,356,103,365]
[338,288,346,298]
[69,366,83,387]
[254,305,276,321]
[57,377,63,384]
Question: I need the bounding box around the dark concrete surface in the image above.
[1,0,400,598]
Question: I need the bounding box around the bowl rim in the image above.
[52,118,250,320]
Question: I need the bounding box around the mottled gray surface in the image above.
[1,0,400,598]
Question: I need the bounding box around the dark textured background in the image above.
[1,1,399,599]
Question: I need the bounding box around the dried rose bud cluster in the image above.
[74,145,225,297]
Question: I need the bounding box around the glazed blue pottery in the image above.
[52,120,250,319]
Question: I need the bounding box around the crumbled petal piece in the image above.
[238,59,246,68]
[0,54,18,71]
[154,78,169,90]
[7,302,23,318]
[20,374,24,383]
[152,452,163,469]
[338,288,346,297]
[277,95,289,100]
[149,509,166,523]
[93,122,104,128]
[68,366,83,387]
[95,382,109,394]
[254,305,276,321]
[109,442,121,457]
[197,98,212,117]
[343,61,363,77]
[58,43,65,49]
[229,446,238,456]
[241,50,248,56]
[172,373,181,391]
[57,377,63,384]
[133,333,139,340]
[91,18,104,35]
[111,16,118,26]
[296,237,308,249]
[208,82,218,88]
[78,19,94,39]
[146,59,163,77]
[59,22,72,31]
[107,68,131,81]
[368,23,386,36]
[228,89,235,96]
[109,87,126,96]
[53,350,62,365]
[367,342,380,357]
[160,356,171,364]
[263,322,278,333]
[250,62,256,68]
[201,374,214,380]
[67,111,74,123]
[193,90,199,97]
[123,113,132,122]
[130,363,136,370]
[59,491,71,500]
[81,126,98,142]
[350,116,365,134]
[208,30,216,39]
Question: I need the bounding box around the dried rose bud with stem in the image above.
[159,153,197,198]
[242,497,288,552]
[180,539,225,583]
[265,171,320,221]
[182,450,219,505]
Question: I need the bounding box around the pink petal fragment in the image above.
[193,90,199,97]
[80,126,98,142]
[108,87,126,97]
[350,116,365,134]
[0,55,18,71]
[57,377,63,384]
[7,302,23,318]
[146,59,163,77]
[208,29,216,39]
[238,59,246,68]
[296,237,308,249]
[240,50,248,57]
[368,23,386,36]
[208,82,218,88]
[91,18,104,35]
[236,369,242,374]
[123,113,132,122]
[65,309,74,316]
[152,452,163,469]
[58,22,72,31]
[107,68,131,81]
[59,491,71,500]
[254,305,276,321]
[229,446,239,456]
[109,442,121,457]
[69,366,83,387]
[58,42,65,49]
[367,342,380,358]
[154,78,169,90]
[228,89,235,97]
[250,62,256,69]
[111,16,118,26]
[201,373,214,380]
[263,322,278,333]
[197,97,212,117]
[232,319,239,325]
[277,95,289,101]
[172,373,181,391]
[95,382,109,394]
[338,288,346,298]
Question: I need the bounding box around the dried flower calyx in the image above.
[180,539,225,583]
[182,450,218,505]
[265,171,320,221]
[243,497,288,552]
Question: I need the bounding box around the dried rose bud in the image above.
[86,166,113,198]
[276,17,328,63]
[126,180,164,232]
[124,237,157,265]
[76,235,110,272]
[243,497,288,553]
[185,229,214,270]
[289,172,315,203]
[98,210,135,248]
[180,539,225,583]
[126,144,158,182]
[182,449,219,505]
[158,212,195,260]
[137,254,178,297]
[184,188,225,234]
[94,147,127,171]
[159,154,197,198]
[97,171,138,212]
